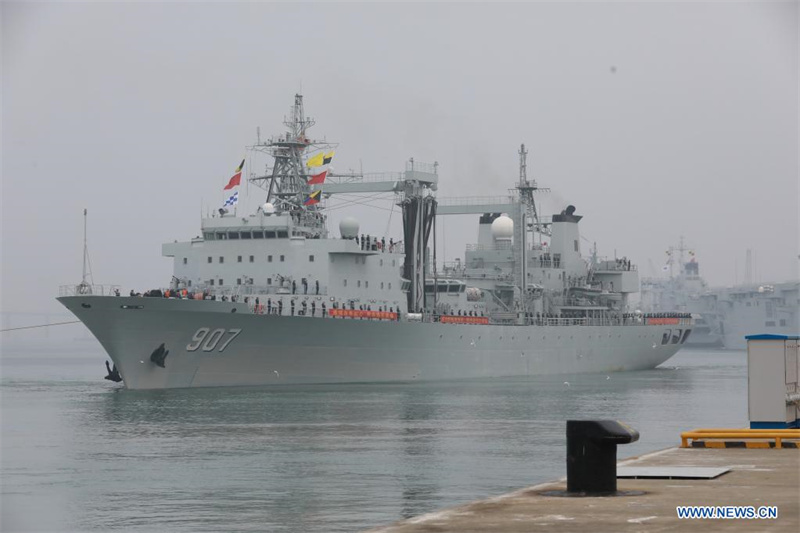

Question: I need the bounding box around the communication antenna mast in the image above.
[513,144,548,313]
[744,249,753,285]
[247,94,336,218]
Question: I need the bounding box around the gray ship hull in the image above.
[59,296,687,390]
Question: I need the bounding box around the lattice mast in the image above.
[248,94,335,212]
[77,208,94,294]
[513,144,545,313]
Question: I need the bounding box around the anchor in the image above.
[104,361,122,382]
[149,343,169,368]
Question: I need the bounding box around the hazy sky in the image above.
[2,1,798,315]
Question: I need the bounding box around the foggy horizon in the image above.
[2,1,798,315]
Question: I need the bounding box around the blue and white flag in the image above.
[223,191,239,208]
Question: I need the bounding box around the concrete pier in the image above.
[368,447,799,532]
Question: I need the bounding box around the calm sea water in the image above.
[1,335,747,532]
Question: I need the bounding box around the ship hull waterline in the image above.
[59,296,687,390]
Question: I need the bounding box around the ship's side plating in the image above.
[60,296,687,390]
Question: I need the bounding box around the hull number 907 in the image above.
[186,328,242,352]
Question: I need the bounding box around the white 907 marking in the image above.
[186,328,242,352]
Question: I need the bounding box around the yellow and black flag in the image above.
[306,152,324,167]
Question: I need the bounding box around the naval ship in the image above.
[640,242,799,350]
[639,240,723,348]
[58,95,692,389]
[700,281,799,350]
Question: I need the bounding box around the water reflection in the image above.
[3,350,748,532]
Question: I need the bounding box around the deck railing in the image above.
[58,284,121,297]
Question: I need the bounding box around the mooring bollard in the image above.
[566,420,639,494]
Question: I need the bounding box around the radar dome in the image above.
[339,217,359,239]
[491,215,514,240]
[262,202,275,215]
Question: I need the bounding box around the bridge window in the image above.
[365,281,369,288]
[280,255,285,262]
[265,231,276,239]
[237,256,242,263]
[183,258,187,265]
[203,232,215,240]
[216,232,227,240]
[252,231,264,239]
[228,232,240,240]
[219,279,224,286]
[210,279,214,286]
[268,255,273,263]
[219,256,224,264]
[240,232,251,239]
[277,231,288,238]
[249,255,254,263]
[237,278,242,286]
[207,257,212,264]
[309,255,315,262]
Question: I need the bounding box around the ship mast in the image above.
[77,208,94,295]
[514,144,547,314]
[248,94,336,215]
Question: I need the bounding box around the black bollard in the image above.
[566,420,639,494]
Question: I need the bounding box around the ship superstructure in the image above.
[700,282,800,350]
[641,241,799,350]
[640,240,723,348]
[58,95,692,389]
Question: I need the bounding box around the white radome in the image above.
[339,217,359,239]
[262,203,276,215]
[491,215,514,240]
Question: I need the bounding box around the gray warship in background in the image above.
[59,95,692,389]
[640,241,799,350]
[639,240,723,348]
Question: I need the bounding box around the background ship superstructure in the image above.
[640,241,799,350]
[639,239,722,348]
[59,95,692,389]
